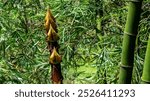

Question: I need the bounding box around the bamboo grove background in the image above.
[0,0,149,84]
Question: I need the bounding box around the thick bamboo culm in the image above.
[141,36,150,84]
[44,7,63,84]
[119,0,143,84]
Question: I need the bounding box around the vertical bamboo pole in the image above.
[44,7,63,84]
[119,0,143,84]
[141,36,150,84]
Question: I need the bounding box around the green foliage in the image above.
[0,0,149,84]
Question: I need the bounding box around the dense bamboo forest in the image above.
[0,0,149,84]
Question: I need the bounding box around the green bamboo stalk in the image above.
[119,0,143,84]
[141,36,150,84]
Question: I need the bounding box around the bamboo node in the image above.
[120,64,133,68]
[124,32,136,37]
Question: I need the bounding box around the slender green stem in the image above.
[141,36,150,84]
[119,0,143,84]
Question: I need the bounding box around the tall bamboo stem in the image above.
[119,0,143,84]
[141,36,150,84]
